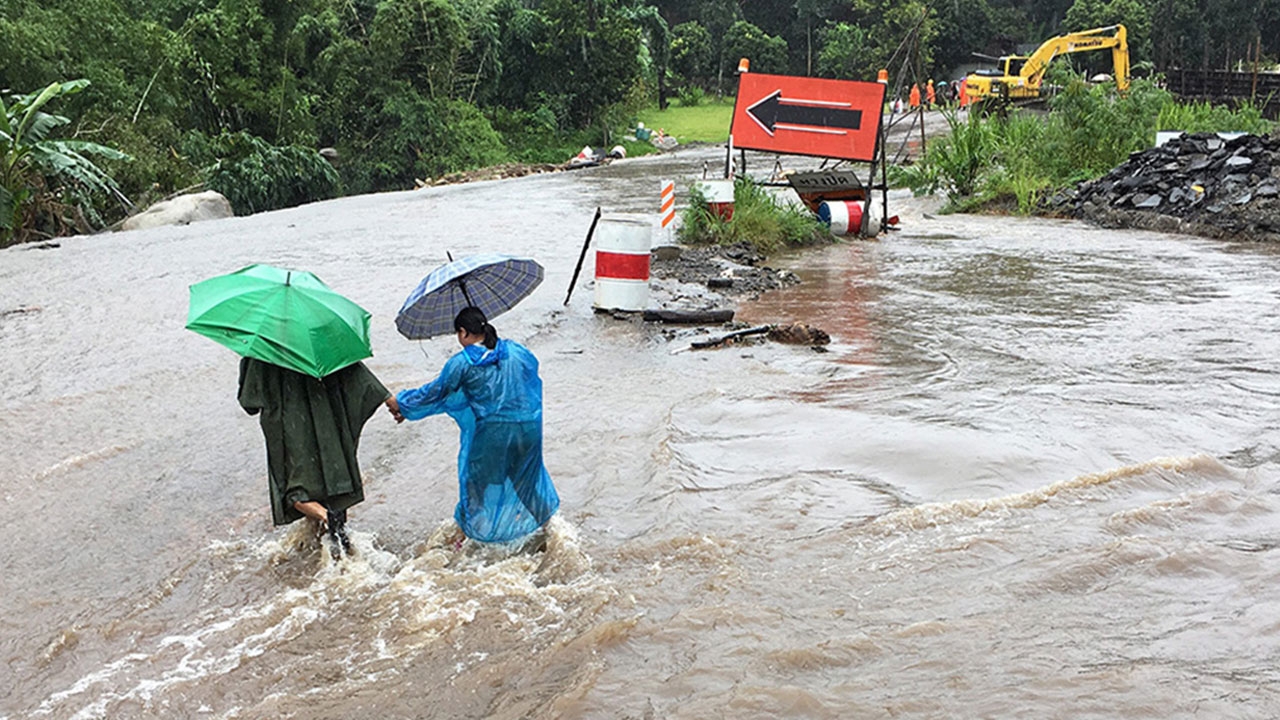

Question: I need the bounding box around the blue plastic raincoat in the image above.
[396,339,560,542]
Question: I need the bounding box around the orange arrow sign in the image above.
[745,91,864,136]
[731,73,885,161]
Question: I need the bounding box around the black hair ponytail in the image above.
[455,306,499,350]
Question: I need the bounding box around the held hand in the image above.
[385,396,405,424]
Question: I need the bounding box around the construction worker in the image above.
[926,79,936,107]
[958,76,970,109]
[909,83,921,109]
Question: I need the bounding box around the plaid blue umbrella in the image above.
[395,254,544,340]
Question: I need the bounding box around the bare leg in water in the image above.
[293,500,328,524]
[294,500,352,557]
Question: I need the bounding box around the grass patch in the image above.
[678,177,829,253]
[635,97,736,144]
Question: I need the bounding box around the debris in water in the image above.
[2,305,42,318]
[688,322,831,350]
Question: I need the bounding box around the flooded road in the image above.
[3,145,1280,719]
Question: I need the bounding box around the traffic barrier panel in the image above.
[660,181,676,229]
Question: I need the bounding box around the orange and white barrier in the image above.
[660,181,675,229]
[593,214,652,311]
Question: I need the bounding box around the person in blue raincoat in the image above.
[389,307,560,543]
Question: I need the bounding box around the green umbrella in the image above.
[186,264,373,378]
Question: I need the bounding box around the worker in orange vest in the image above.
[909,83,921,108]
[958,76,969,109]
[926,79,936,107]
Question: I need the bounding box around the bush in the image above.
[100,117,204,212]
[204,132,340,215]
[676,85,706,107]
[342,94,508,193]
[1155,99,1272,135]
[679,177,828,253]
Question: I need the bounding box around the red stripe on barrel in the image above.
[596,251,650,280]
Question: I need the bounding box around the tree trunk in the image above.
[807,20,812,76]
[658,61,669,110]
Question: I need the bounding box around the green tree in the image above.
[368,0,468,99]
[816,22,868,79]
[330,91,505,191]
[203,131,340,215]
[852,0,936,79]
[670,20,715,90]
[628,4,672,109]
[495,0,642,128]
[0,80,130,245]
[722,21,789,76]
[1064,0,1151,64]
[696,0,743,92]
[930,0,1033,78]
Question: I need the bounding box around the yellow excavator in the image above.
[964,25,1130,103]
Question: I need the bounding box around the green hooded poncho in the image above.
[237,357,389,526]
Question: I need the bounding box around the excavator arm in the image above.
[964,24,1130,103]
[1019,25,1129,92]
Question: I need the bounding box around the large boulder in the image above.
[121,191,234,232]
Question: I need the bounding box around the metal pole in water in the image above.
[564,207,603,306]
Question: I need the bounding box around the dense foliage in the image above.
[1,80,129,246]
[1,0,1277,242]
[892,74,1274,213]
[203,132,341,216]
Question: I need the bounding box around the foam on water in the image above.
[33,516,605,719]
[867,454,1232,534]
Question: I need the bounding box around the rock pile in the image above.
[1069,132,1280,242]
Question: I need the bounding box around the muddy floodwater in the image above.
[3,145,1280,719]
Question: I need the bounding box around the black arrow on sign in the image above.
[745,91,862,136]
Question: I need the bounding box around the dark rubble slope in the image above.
[1067,132,1280,242]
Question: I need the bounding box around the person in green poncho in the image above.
[237,357,402,556]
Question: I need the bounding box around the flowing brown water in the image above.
[3,146,1280,719]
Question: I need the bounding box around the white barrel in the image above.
[695,178,735,220]
[593,214,652,311]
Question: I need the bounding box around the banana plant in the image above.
[0,79,131,246]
